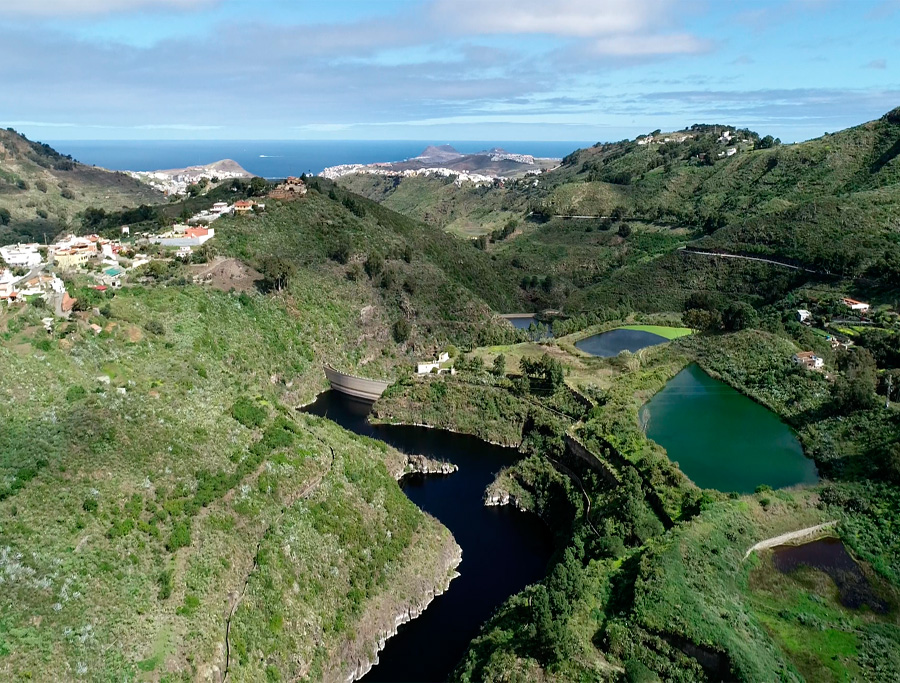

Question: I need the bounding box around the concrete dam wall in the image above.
[324,365,391,401]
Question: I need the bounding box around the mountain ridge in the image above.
[0,127,163,244]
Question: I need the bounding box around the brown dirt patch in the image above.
[189,257,262,293]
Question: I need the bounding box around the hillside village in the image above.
[125,159,252,196]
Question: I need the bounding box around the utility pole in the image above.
[887,373,894,409]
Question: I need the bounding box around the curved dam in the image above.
[323,364,391,401]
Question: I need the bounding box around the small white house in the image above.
[417,361,441,374]
[726,147,737,157]
[416,351,452,375]
[793,351,824,371]
[842,298,870,312]
[797,309,812,323]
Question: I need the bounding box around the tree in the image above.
[392,318,410,343]
[0,207,10,225]
[531,586,557,662]
[683,308,722,333]
[249,176,268,196]
[885,442,900,484]
[722,301,757,331]
[329,239,351,264]
[831,347,878,413]
[259,256,296,292]
[617,222,632,238]
[492,354,506,377]
[683,291,722,312]
[832,373,877,413]
[519,354,565,395]
[756,135,776,149]
[364,252,384,279]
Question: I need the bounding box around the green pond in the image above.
[640,364,818,493]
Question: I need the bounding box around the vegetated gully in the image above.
[303,390,554,683]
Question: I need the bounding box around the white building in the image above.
[842,298,870,312]
[149,227,215,248]
[416,351,452,374]
[797,309,812,323]
[0,268,17,300]
[793,352,824,371]
[0,243,42,268]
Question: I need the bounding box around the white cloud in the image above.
[433,0,672,37]
[0,0,217,17]
[862,58,887,69]
[588,33,712,57]
[433,0,708,58]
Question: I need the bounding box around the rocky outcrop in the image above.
[484,482,528,512]
[333,538,463,683]
[400,454,457,479]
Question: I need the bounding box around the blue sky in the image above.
[1,0,898,142]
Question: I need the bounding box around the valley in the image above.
[1,110,899,682]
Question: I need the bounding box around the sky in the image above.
[1,0,898,143]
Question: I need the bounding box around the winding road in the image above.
[679,247,820,273]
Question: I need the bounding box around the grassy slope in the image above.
[0,129,163,244]
[341,109,900,314]
[618,324,692,340]
[214,186,523,351]
[0,283,457,680]
[337,174,533,238]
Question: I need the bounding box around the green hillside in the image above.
[340,109,900,313]
[0,277,459,680]
[0,128,163,244]
[210,181,525,351]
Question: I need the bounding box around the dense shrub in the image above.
[231,397,268,429]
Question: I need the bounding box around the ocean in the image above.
[46,140,592,178]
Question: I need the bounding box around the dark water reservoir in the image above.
[773,538,887,612]
[303,391,553,682]
[503,315,553,339]
[576,328,668,357]
[506,315,537,330]
[639,364,818,493]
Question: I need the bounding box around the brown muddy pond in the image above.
[773,537,887,612]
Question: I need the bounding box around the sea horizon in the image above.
[45,139,594,179]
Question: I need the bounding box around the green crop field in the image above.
[617,324,693,339]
